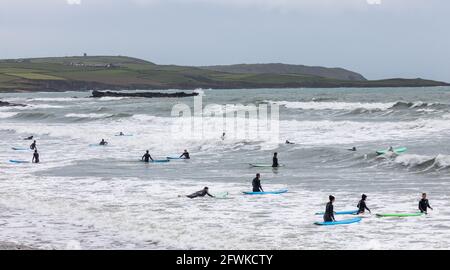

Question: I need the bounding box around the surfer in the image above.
[99,139,108,145]
[348,147,357,151]
[419,193,433,214]
[142,150,154,163]
[32,150,40,164]
[221,132,226,140]
[323,195,336,222]
[285,140,295,144]
[180,150,190,159]
[24,136,33,140]
[272,152,279,167]
[30,140,37,150]
[119,132,124,136]
[186,187,214,199]
[357,194,371,214]
[388,146,394,152]
[252,173,263,192]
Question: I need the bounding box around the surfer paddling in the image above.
[186,187,214,199]
[99,139,108,146]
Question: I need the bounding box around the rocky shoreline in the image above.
[0,100,26,107]
[91,90,199,98]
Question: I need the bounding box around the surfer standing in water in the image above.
[186,187,214,199]
[323,195,336,222]
[419,193,433,214]
[180,150,190,159]
[272,152,279,168]
[142,150,154,163]
[32,150,40,164]
[252,173,263,192]
[30,140,37,150]
[221,132,226,140]
[357,194,371,215]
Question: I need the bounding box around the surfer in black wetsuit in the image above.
[186,187,214,198]
[348,147,357,151]
[357,194,371,214]
[24,136,33,140]
[252,173,263,192]
[142,150,154,163]
[119,132,124,136]
[419,193,433,214]
[32,150,40,164]
[180,150,190,159]
[221,132,226,140]
[323,195,336,222]
[272,152,279,168]
[99,139,108,145]
[30,140,37,150]
[285,140,295,144]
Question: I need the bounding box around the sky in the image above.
[0,0,449,81]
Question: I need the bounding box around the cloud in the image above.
[67,0,81,4]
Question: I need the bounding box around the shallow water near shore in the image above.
[1,87,450,249]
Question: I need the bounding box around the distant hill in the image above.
[0,56,448,92]
[200,63,367,81]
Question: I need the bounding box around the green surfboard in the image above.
[376,212,423,217]
[376,147,407,155]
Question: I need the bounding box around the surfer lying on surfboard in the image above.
[252,173,263,192]
[186,187,215,198]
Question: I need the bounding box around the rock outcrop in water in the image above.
[91,90,199,98]
[0,100,26,107]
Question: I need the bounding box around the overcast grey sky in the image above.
[1,0,449,81]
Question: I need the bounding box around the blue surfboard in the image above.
[314,217,362,226]
[9,160,30,164]
[243,189,288,195]
[140,159,170,163]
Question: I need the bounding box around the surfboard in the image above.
[314,217,362,226]
[376,213,423,217]
[9,160,30,164]
[213,192,230,199]
[166,157,187,160]
[89,144,108,147]
[140,159,170,163]
[243,189,288,195]
[249,163,285,168]
[315,210,359,215]
[11,147,29,151]
[115,134,133,137]
[376,147,407,155]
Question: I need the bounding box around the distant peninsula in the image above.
[0,55,448,92]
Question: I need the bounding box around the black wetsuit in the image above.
[419,199,432,213]
[272,157,279,167]
[32,152,40,163]
[252,177,263,192]
[100,141,107,145]
[25,136,33,140]
[30,142,36,150]
[142,153,152,162]
[357,199,370,214]
[323,202,335,222]
[180,152,190,159]
[187,189,214,199]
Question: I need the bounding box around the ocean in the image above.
[1,87,450,249]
